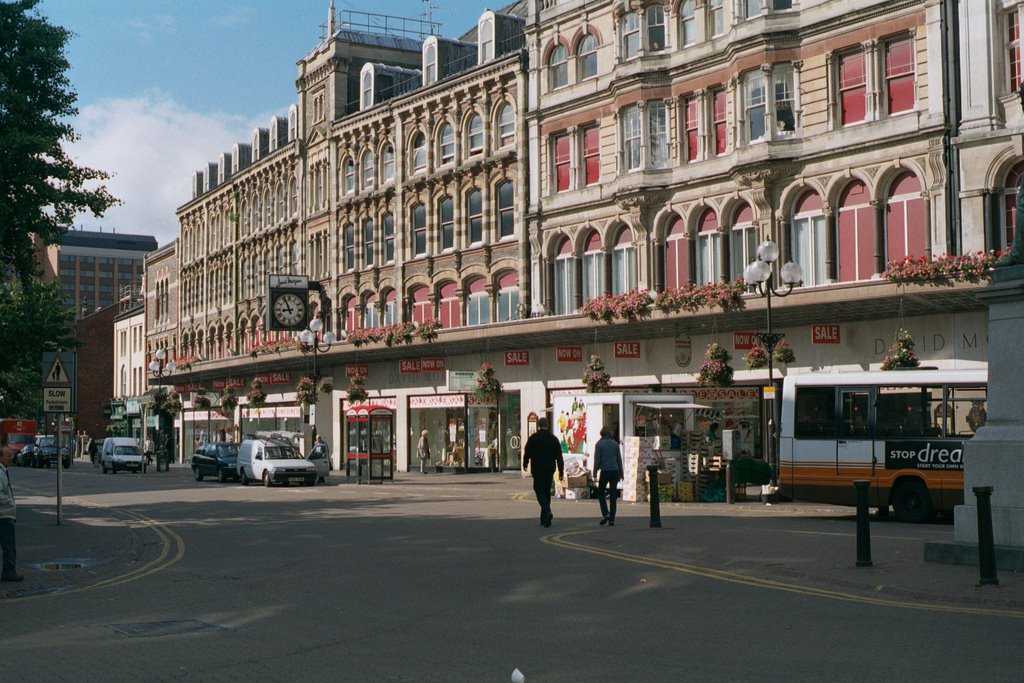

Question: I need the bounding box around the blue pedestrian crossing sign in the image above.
[41,351,77,413]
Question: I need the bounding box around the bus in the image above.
[778,369,987,522]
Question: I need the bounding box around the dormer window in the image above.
[288,105,298,141]
[425,43,437,85]
[479,17,494,63]
[361,71,373,109]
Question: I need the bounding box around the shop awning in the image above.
[634,403,713,410]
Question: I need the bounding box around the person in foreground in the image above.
[592,425,623,526]
[522,417,564,527]
[0,446,22,582]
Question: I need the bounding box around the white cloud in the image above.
[66,91,265,248]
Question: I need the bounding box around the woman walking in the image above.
[417,430,431,473]
[592,425,623,526]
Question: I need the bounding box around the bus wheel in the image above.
[892,480,935,523]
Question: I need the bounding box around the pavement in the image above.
[3,463,1023,614]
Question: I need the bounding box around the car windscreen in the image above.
[265,445,299,460]
[38,437,56,448]
[216,444,238,459]
[114,446,141,455]
[9,434,33,445]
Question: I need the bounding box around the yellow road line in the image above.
[542,530,1024,619]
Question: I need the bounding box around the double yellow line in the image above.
[543,529,1024,619]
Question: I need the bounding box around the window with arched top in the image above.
[466,189,483,244]
[411,133,427,174]
[439,196,454,250]
[790,191,827,286]
[361,72,373,109]
[496,271,519,322]
[438,281,460,329]
[363,218,375,267]
[497,181,514,238]
[577,34,597,80]
[611,230,637,295]
[1004,162,1024,252]
[425,44,437,85]
[346,296,360,332]
[466,277,490,326]
[680,0,696,46]
[343,223,355,271]
[361,151,375,190]
[289,177,298,217]
[480,19,494,62]
[582,231,604,301]
[439,124,455,165]
[411,203,427,256]
[729,204,757,280]
[382,289,397,325]
[343,158,355,194]
[241,200,250,235]
[549,44,568,90]
[276,183,285,223]
[664,217,689,290]
[553,237,576,315]
[383,213,395,262]
[363,293,379,328]
[695,209,721,284]
[497,104,515,147]
[885,172,926,263]
[410,285,431,323]
[837,180,874,282]
[382,145,395,182]
[467,114,483,155]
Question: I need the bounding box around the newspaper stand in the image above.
[345,405,394,484]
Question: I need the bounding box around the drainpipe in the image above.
[941,0,962,254]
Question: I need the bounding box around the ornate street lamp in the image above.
[299,316,341,441]
[743,240,802,493]
[148,348,177,469]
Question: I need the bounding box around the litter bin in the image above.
[155,448,172,472]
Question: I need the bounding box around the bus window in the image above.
[877,386,934,438]
[840,390,871,438]
[948,387,987,437]
[794,387,836,438]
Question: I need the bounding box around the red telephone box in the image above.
[345,405,394,483]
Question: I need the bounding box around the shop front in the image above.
[241,403,303,440]
[408,392,520,472]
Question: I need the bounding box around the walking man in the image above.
[592,425,624,526]
[522,417,564,527]
[0,446,22,582]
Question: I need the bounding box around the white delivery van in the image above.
[237,437,316,487]
[100,436,145,474]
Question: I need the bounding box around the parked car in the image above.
[100,437,145,474]
[30,435,70,469]
[191,442,240,482]
[13,444,34,467]
[237,437,316,487]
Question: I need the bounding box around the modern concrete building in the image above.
[54,229,157,313]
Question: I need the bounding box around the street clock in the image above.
[266,275,310,332]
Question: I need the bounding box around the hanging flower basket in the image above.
[582,355,612,393]
[155,389,182,416]
[697,342,735,387]
[346,373,368,403]
[475,363,502,403]
[416,320,442,342]
[881,329,920,371]
[219,387,239,415]
[744,345,768,370]
[247,379,267,409]
[192,392,212,410]
[318,377,334,394]
[772,340,796,365]
[295,376,317,407]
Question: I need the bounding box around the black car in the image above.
[190,442,240,483]
[30,435,70,469]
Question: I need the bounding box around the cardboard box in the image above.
[564,487,589,500]
[566,475,589,488]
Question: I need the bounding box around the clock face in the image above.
[272,292,306,328]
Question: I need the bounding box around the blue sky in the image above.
[36,0,493,246]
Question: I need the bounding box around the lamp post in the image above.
[148,348,177,469]
[299,316,338,440]
[743,240,802,493]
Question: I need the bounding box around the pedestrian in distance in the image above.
[0,446,22,582]
[144,433,156,467]
[522,417,564,528]
[417,430,431,474]
[592,425,624,526]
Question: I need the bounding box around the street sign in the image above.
[41,351,77,413]
[764,386,776,400]
[448,370,475,392]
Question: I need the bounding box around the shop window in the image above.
[695,209,720,284]
[549,44,568,90]
[438,282,460,329]
[553,133,570,192]
[611,230,636,295]
[728,204,757,280]
[497,181,514,238]
[885,172,925,264]
[839,50,866,125]
[582,231,604,302]
[582,125,600,186]
[577,34,597,80]
[790,191,827,286]
[411,203,427,257]
[553,238,576,315]
[466,278,490,326]
[439,196,454,250]
[496,271,519,322]
[467,189,483,243]
[837,180,874,282]
[885,36,915,115]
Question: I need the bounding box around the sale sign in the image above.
[614,341,640,359]
[812,324,841,344]
[504,351,529,366]
[399,359,422,374]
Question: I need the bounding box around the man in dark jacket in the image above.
[522,417,564,527]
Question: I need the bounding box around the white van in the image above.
[100,437,145,474]
[237,438,316,487]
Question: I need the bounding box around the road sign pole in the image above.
[56,414,63,525]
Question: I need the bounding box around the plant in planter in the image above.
[295,376,317,407]
[192,391,212,410]
[318,377,334,394]
[416,319,442,342]
[582,355,612,393]
[475,363,502,403]
[881,329,920,370]
[744,344,768,370]
[696,342,735,387]
[346,373,368,403]
[247,379,267,409]
[154,389,182,416]
[613,289,653,320]
[384,322,416,346]
[219,387,238,416]
[772,340,796,365]
[581,295,617,322]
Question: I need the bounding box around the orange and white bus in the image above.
[778,369,987,522]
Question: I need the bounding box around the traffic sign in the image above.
[43,387,73,413]
[44,355,71,385]
[41,351,77,413]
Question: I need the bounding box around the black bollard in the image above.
[853,480,872,567]
[647,465,662,528]
[974,486,999,586]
